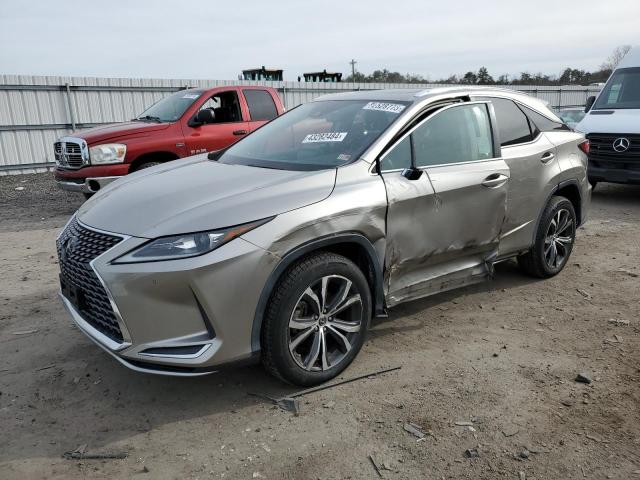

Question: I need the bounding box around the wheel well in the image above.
[251,236,385,353]
[129,151,179,172]
[554,183,582,224]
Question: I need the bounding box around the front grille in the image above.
[57,217,124,343]
[54,140,85,168]
[587,133,640,171]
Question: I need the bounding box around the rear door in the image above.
[474,97,561,256]
[182,89,250,155]
[382,102,509,306]
[243,89,280,132]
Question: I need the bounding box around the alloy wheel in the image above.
[544,208,575,269]
[288,275,363,372]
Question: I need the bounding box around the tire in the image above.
[261,252,372,386]
[135,161,161,171]
[82,192,93,200]
[518,196,577,278]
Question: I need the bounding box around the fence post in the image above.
[558,87,562,109]
[64,83,76,131]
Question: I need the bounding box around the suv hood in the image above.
[77,156,337,239]
[576,109,640,135]
[72,121,171,145]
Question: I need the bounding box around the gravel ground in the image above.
[1,173,639,480]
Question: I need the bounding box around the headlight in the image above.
[89,144,127,164]
[113,217,274,264]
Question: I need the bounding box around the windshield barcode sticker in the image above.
[182,94,200,99]
[302,132,348,143]
[363,102,406,114]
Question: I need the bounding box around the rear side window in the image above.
[413,104,494,167]
[520,105,569,132]
[488,98,533,146]
[243,90,278,121]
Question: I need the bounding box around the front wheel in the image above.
[518,196,576,278]
[261,252,372,386]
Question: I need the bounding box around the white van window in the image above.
[594,67,640,109]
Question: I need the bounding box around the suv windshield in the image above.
[219,100,409,171]
[594,67,640,110]
[137,90,204,122]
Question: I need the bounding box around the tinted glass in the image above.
[381,136,411,171]
[594,67,640,109]
[243,90,278,121]
[219,100,408,171]
[198,91,242,123]
[489,98,533,146]
[137,90,204,122]
[413,104,494,167]
[521,105,569,132]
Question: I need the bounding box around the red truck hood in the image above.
[72,121,172,145]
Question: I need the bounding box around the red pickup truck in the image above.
[54,86,285,195]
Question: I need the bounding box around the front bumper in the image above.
[58,219,279,376]
[56,176,121,194]
[588,164,640,185]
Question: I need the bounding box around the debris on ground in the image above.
[520,449,530,459]
[454,420,474,426]
[368,454,383,478]
[322,401,336,409]
[36,363,56,371]
[576,288,591,298]
[465,448,480,458]
[11,329,39,335]
[502,427,520,437]
[617,268,639,277]
[519,471,527,480]
[403,422,427,439]
[575,373,592,384]
[608,318,630,326]
[62,444,128,460]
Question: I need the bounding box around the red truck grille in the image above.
[54,140,86,169]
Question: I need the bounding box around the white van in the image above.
[577,47,640,187]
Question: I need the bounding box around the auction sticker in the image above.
[363,102,406,114]
[182,94,201,99]
[302,132,348,143]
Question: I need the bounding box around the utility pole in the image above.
[349,59,357,78]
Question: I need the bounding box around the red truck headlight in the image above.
[89,144,127,164]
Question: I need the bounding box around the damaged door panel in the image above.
[382,102,509,306]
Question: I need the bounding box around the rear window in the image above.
[243,90,279,121]
[594,67,640,110]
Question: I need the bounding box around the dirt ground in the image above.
[1,173,639,480]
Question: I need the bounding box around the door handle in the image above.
[233,129,248,136]
[481,173,509,188]
[541,151,555,163]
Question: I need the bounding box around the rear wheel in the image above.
[261,252,371,386]
[518,196,576,278]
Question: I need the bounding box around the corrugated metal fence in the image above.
[0,74,600,174]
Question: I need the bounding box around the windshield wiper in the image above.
[135,115,163,123]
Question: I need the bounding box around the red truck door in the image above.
[242,89,281,132]
[182,89,250,155]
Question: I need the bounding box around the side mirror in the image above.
[401,168,423,181]
[189,109,215,127]
[584,96,596,113]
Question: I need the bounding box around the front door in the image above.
[183,89,250,155]
[382,102,509,306]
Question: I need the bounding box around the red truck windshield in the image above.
[136,90,205,122]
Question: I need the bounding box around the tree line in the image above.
[344,46,631,86]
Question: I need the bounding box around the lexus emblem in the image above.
[61,236,76,262]
[612,137,630,153]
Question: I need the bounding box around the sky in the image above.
[0,0,638,81]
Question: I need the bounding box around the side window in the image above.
[380,136,411,171]
[243,90,278,121]
[197,91,242,123]
[489,98,534,146]
[413,104,494,167]
[520,105,568,132]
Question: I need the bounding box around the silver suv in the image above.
[57,87,590,385]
